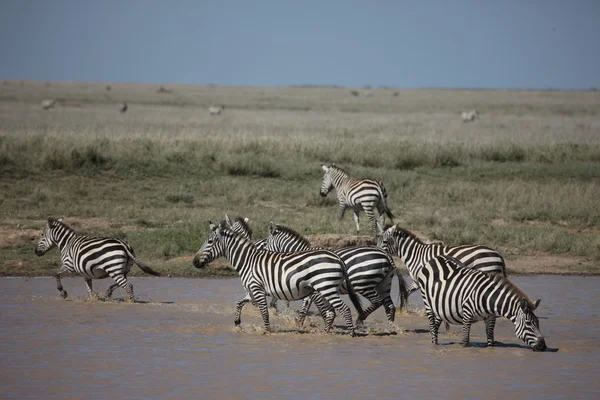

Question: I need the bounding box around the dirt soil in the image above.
[2,225,596,276]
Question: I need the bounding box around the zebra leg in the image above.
[84,278,99,301]
[108,272,135,302]
[319,292,357,336]
[355,289,383,326]
[364,208,378,238]
[308,294,335,331]
[252,290,271,333]
[484,315,497,347]
[104,283,119,299]
[352,210,360,234]
[426,309,443,345]
[234,294,252,326]
[296,296,314,326]
[55,269,68,299]
[461,319,473,348]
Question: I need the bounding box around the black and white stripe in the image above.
[377,224,507,331]
[35,217,160,301]
[320,163,394,238]
[263,222,409,326]
[193,221,365,336]
[418,255,546,351]
[377,224,507,283]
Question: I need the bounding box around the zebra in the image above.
[418,255,546,351]
[193,221,365,336]
[320,163,394,238]
[41,99,56,110]
[461,109,479,122]
[262,222,410,326]
[208,105,225,115]
[34,217,161,302]
[377,224,507,336]
[223,215,282,308]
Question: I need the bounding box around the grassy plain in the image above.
[1,80,599,276]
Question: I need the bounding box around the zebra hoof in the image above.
[60,290,68,299]
[461,342,471,348]
[234,320,241,326]
[355,318,365,327]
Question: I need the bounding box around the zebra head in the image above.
[265,222,310,252]
[193,221,226,269]
[35,217,62,256]
[225,215,252,239]
[320,164,335,197]
[376,224,401,255]
[513,298,546,351]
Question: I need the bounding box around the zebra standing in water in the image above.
[320,164,394,238]
[193,221,365,336]
[418,255,546,351]
[35,217,160,301]
[262,222,409,326]
[377,224,507,339]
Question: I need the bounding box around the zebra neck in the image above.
[401,240,433,274]
[224,237,258,274]
[330,172,348,190]
[55,229,76,251]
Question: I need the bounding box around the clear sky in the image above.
[1,0,599,89]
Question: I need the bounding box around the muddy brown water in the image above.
[0,276,598,399]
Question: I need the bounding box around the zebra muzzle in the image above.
[193,256,207,269]
[533,337,547,352]
[35,248,44,256]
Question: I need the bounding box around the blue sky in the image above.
[1,0,599,89]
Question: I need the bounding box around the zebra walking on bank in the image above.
[261,222,409,326]
[193,221,365,336]
[418,255,546,351]
[320,164,394,238]
[34,217,160,301]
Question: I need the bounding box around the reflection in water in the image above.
[0,276,598,399]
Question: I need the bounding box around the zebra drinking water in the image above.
[193,221,365,336]
[320,163,394,238]
[377,224,507,338]
[262,222,410,326]
[418,255,546,351]
[34,217,160,302]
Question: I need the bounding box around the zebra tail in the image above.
[395,271,409,311]
[126,249,161,277]
[379,185,395,221]
[341,264,365,320]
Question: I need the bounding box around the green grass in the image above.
[1,81,599,276]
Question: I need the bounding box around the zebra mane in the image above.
[272,224,311,248]
[48,217,73,232]
[491,274,536,309]
[393,225,425,244]
[329,164,349,176]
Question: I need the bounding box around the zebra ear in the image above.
[244,217,249,223]
[209,221,217,231]
[224,214,232,226]
[531,298,541,310]
[268,221,277,235]
[321,164,329,172]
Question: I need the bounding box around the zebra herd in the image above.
[34,163,547,351]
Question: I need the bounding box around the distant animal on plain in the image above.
[119,102,128,113]
[209,105,225,115]
[461,109,479,122]
[41,99,56,110]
